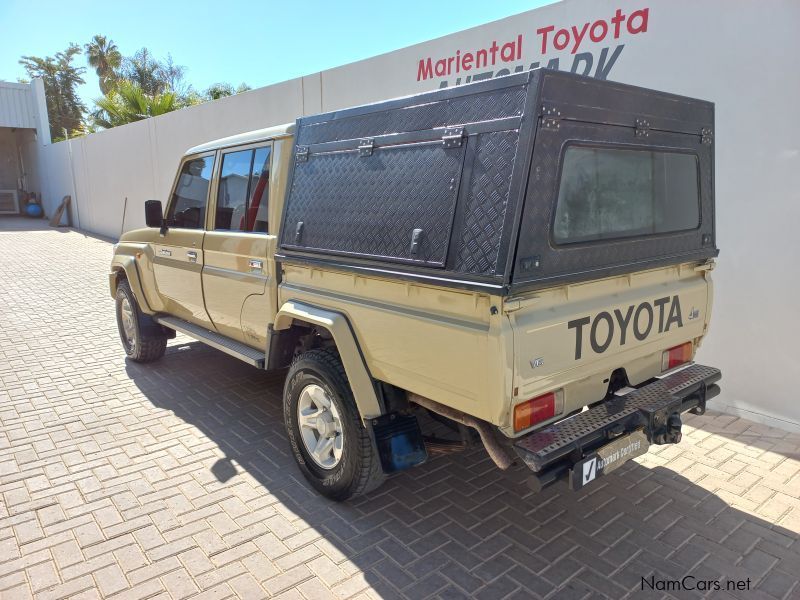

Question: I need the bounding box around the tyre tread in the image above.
[288,347,385,499]
[116,280,167,363]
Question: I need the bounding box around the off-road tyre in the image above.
[284,348,385,500]
[115,279,167,363]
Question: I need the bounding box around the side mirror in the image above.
[144,200,163,228]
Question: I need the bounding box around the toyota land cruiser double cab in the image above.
[110,69,721,500]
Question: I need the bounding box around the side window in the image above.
[248,146,271,233]
[167,156,214,229]
[216,150,252,231]
[215,146,271,233]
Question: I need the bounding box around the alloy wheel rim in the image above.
[297,383,343,469]
[120,297,136,350]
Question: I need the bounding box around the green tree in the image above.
[92,80,177,128]
[84,35,122,94]
[19,44,86,140]
[158,54,190,98]
[204,82,251,100]
[119,48,189,97]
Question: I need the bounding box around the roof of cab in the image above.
[186,122,295,155]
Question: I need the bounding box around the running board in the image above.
[155,316,266,368]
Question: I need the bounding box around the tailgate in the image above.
[506,262,712,431]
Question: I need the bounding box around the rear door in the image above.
[152,154,215,327]
[202,143,275,348]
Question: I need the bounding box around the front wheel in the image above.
[283,348,385,500]
[115,280,167,363]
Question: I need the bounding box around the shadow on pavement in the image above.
[125,340,800,599]
[0,216,56,232]
[0,217,120,244]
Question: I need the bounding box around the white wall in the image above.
[0,128,21,189]
[13,129,39,198]
[38,0,800,431]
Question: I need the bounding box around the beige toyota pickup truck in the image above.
[110,69,721,500]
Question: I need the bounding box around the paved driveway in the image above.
[1,219,799,600]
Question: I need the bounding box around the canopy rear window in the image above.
[553,146,700,245]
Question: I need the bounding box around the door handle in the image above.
[187,250,198,262]
[249,259,263,271]
[159,248,172,256]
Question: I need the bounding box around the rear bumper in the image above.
[514,363,721,491]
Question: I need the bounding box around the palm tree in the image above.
[92,80,177,128]
[85,35,121,94]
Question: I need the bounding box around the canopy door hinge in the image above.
[541,106,561,131]
[701,127,713,145]
[296,146,309,163]
[634,118,650,138]
[358,138,375,157]
[442,127,464,148]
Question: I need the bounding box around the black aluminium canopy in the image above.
[277,68,717,295]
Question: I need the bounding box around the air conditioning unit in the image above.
[0,190,19,214]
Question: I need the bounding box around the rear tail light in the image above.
[514,389,564,432]
[662,342,693,371]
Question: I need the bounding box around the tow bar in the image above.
[514,363,721,491]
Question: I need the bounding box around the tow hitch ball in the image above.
[652,412,683,445]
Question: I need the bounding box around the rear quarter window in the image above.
[553,146,700,245]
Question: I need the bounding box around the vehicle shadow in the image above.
[125,340,800,599]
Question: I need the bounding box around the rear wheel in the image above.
[115,279,167,363]
[284,348,385,500]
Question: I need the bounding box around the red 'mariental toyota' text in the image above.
[536,7,649,55]
[417,7,649,82]
[417,35,522,82]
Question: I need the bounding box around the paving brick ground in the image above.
[1,218,799,600]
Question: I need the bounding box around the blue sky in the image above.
[0,0,554,107]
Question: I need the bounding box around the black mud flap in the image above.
[514,363,721,492]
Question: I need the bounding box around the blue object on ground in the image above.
[25,203,43,218]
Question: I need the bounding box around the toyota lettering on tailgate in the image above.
[567,295,684,360]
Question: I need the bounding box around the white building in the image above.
[0,79,49,214]
[14,0,800,431]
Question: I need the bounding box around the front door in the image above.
[152,153,215,327]
[202,144,275,348]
